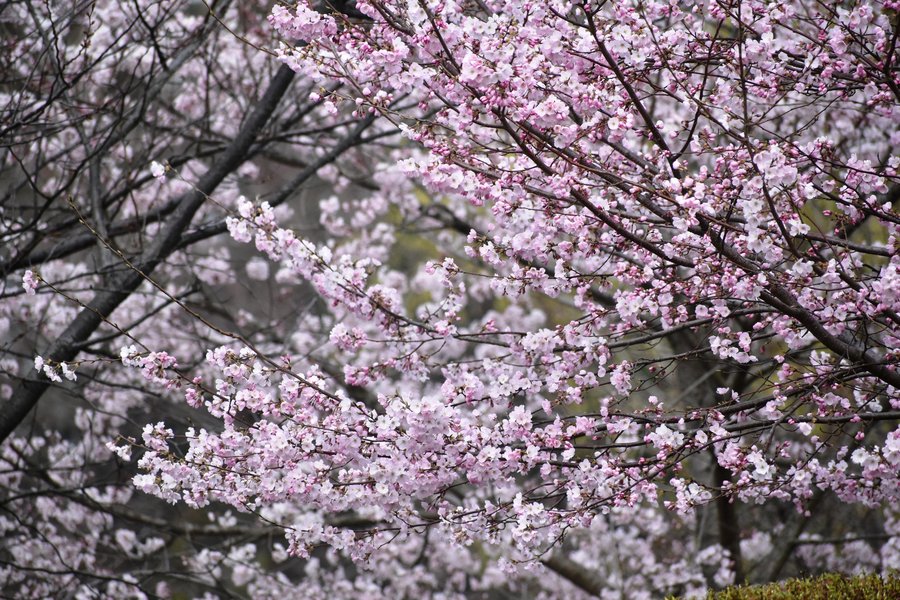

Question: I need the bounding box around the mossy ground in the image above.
[670,572,900,599]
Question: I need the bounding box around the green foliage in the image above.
[673,572,900,600]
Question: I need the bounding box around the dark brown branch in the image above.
[0,65,297,444]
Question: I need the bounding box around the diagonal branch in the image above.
[0,64,297,444]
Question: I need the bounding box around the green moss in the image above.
[669,572,900,600]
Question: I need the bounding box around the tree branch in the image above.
[0,65,297,444]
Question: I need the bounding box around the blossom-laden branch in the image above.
[4,0,900,597]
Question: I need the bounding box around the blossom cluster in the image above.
[4,0,900,597]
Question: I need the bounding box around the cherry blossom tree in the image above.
[3,0,900,597]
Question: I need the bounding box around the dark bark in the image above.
[0,65,297,444]
[713,461,745,585]
[543,555,604,597]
